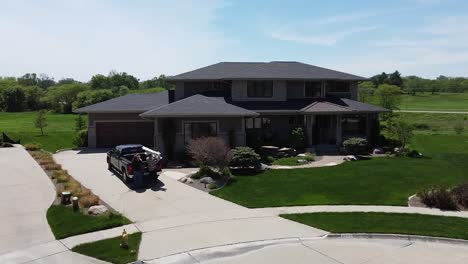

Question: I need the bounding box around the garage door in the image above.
[96,122,154,148]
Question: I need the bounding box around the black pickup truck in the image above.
[107,144,162,183]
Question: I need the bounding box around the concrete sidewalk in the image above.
[0,147,56,255]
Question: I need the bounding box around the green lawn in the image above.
[282,212,468,240]
[369,92,468,111]
[128,87,166,94]
[212,134,468,208]
[0,112,83,152]
[72,232,141,264]
[47,205,131,239]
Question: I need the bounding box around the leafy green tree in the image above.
[0,86,26,112]
[37,74,56,89]
[57,78,77,85]
[24,86,43,110]
[44,83,89,113]
[374,84,402,110]
[75,114,86,131]
[74,89,114,108]
[17,73,39,86]
[385,117,414,151]
[404,76,425,95]
[388,71,403,87]
[90,74,112,90]
[371,72,389,87]
[109,72,139,90]
[34,110,48,136]
[358,81,375,103]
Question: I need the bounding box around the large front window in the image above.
[247,81,273,97]
[305,81,321,97]
[342,115,366,136]
[184,122,217,143]
[245,117,271,129]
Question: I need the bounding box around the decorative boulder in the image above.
[373,148,385,155]
[88,205,108,215]
[278,148,297,157]
[297,159,307,163]
[200,177,215,184]
[255,163,270,172]
[344,155,358,161]
[260,146,279,158]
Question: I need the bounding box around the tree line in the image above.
[0,71,173,113]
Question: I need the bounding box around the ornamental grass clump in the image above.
[79,194,100,208]
[418,187,458,211]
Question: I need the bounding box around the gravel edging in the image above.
[326,233,468,246]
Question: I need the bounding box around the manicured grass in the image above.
[47,205,131,239]
[72,232,141,264]
[272,156,314,166]
[282,212,468,240]
[0,112,84,152]
[212,134,468,208]
[369,92,468,111]
[397,112,468,135]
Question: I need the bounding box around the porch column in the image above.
[306,115,314,147]
[336,114,342,146]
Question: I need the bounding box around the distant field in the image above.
[370,92,468,111]
[128,87,166,94]
[0,112,84,152]
[397,112,468,135]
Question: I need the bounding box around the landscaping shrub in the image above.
[187,137,231,169]
[342,137,368,154]
[24,143,42,151]
[1,142,13,147]
[55,171,71,183]
[73,129,88,147]
[290,127,305,149]
[230,147,261,168]
[64,179,82,194]
[452,182,468,208]
[418,187,458,211]
[191,165,217,179]
[79,194,100,208]
[414,123,431,130]
[208,183,219,190]
[43,163,62,171]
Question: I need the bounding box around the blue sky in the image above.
[1,0,467,81]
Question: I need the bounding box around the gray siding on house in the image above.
[231,80,287,101]
[174,82,185,101]
[286,81,304,99]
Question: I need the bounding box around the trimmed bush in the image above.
[24,143,42,151]
[452,182,468,208]
[342,137,368,154]
[191,165,217,179]
[230,147,261,168]
[73,129,88,147]
[418,187,458,211]
[208,183,219,190]
[79,194,100,208]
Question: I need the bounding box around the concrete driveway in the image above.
[0,147,56,255]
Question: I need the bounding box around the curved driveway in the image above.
[0,147,56,255]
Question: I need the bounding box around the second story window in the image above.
[305,81,322,97]
[247,81,273,98]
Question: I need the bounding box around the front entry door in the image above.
[313,115,337,145]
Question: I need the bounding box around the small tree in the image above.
[187,137,231,175]
[75,114,85,131]
[290,127,305,149]
[34,110,48,136]
[385,117,414,151]
[374,84,402,110]
[358,81,375,103]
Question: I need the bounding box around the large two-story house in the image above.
[76,61,387,155]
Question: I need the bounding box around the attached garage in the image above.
[96,121,154,148]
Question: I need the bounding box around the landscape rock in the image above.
[297,159,307,163]
[278,148,296,157]
[255,163,270,172]
[200,177,215,184]
[373,148,385,155]
[297,153,307,157]
[260,146,280,158]
[88,205,108,215]
[344,155,358,161]
[187,178,194,184]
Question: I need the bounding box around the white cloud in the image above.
[268,26,380,46]
[0,0,235,81]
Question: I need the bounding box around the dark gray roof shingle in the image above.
[169,61,367,81]
[140,94,258,117]
[74,91,169,113]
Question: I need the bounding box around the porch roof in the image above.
[140,94,259,118]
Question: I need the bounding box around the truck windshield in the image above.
[121,147,144,155]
